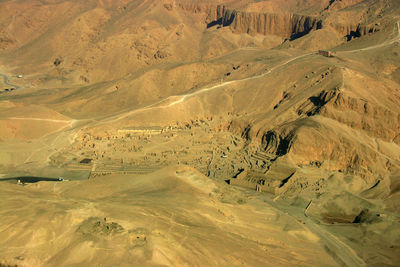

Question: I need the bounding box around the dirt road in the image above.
[0,73,20,90]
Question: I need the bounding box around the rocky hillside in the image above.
[0,0,395,85]
[211,6,322,38]
[1,1,400,266]
[206,0,388,41]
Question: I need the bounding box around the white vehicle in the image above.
[17,74,23,78]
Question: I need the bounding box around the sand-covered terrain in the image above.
[1,0,400,266]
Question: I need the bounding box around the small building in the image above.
[318,50,334,57]
[117,126,166,136]
[17,74,23,78]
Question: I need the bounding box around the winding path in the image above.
[0,73,20,90]
[106,20,400,124]
[8,117,75,124]
[108,52,313,123]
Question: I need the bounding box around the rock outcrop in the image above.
[332,23,381,41]
[210,6,322,39]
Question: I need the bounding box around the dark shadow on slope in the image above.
[207,18,222,28]
[290,21,323,41]
[279,172,295,188]
[0,176,64,183]
[346,30,362,41]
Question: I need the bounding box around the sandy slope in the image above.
[0,0,400,266]
[0,166,337,267]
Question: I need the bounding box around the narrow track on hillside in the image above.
[0,73,20,90]
[106,52,313,123]
[107,20,400,123]
[6,21,400,169]
[8,117,75,124]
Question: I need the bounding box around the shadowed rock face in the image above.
[334,24,381,41]
[214,6,322,39]
[210,5,381,41]
[203,1,382,41]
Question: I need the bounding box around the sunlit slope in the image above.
[0,166,336,266]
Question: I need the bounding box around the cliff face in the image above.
[176,2,380,42]
[324,0,366,11]
[211,6,322,39]
[332,23,380,41]
[207,4,383,42]
[177,1,217,16]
